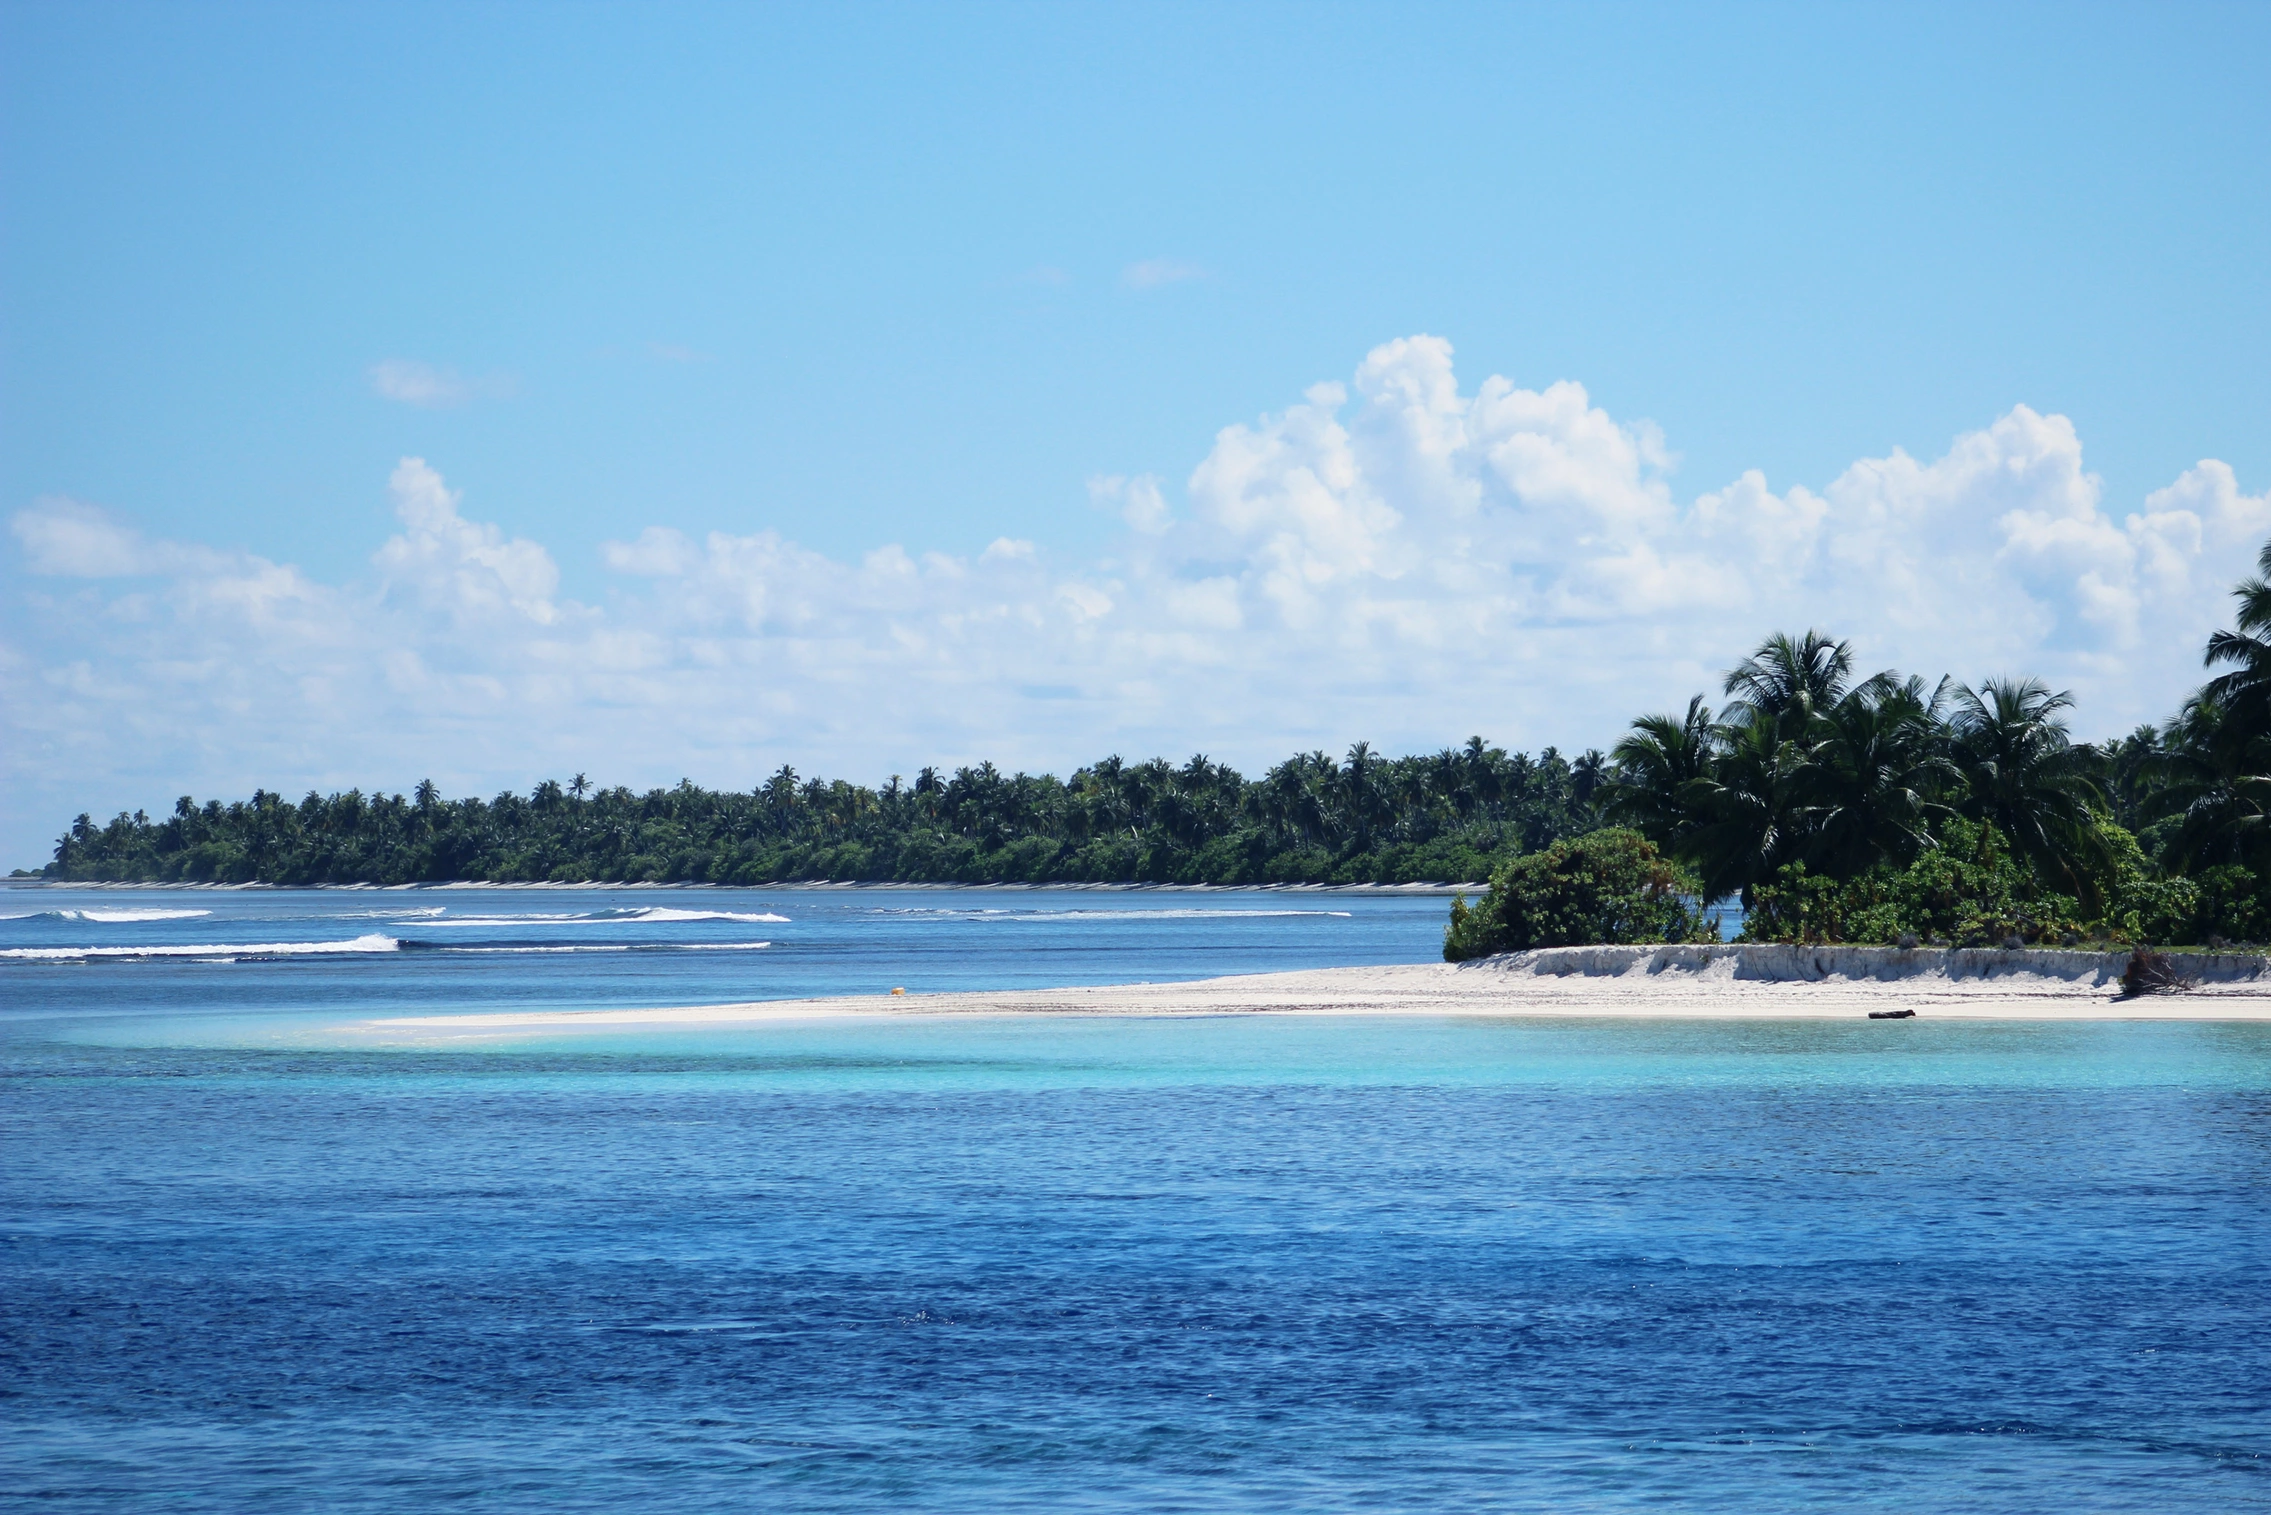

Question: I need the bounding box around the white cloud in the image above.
[373,458,560,625]
[1121,259,1206,289]
[600,525,698,577]
[12,496,174,576]
[5,335,2267,863]
[368,359,515,407]
[1089,474,1174,534]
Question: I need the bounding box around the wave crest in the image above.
[1,907,215,923]
[2,933,399,961]
[414,907,791,927]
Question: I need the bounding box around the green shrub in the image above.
[2190,864,2271,943]
[2095,823,2196,944]
[1444,829,1710,961]
[1735,863,1908,946]
[1742,817,2087,946]
[2090,825,2271,945]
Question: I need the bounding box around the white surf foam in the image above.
[616,908,790,924]
[413,907,789,927]
[2,933,401,961]
[0,907,215,923]
[421,939,771,953]
[409,913,584,927]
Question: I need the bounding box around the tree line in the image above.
[41,541,2271,944]
[38,743,1604,887]
[1448,540,2271,954]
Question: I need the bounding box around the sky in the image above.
[3,1,2268,867]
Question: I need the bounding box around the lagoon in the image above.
[4,888,2267,1510]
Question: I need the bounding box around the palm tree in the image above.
[2087,725,2163,831]
[1460,735,1506,813]
[1723,630,1854,735]
[2201,539,2271,740]
[1949,678,2108,896]
[1601,695,1718,848]
[1571,749,1607,811]
[1801,675,1958,878]
[2151,694,2271,871]
[1341,742,1387,848]
[1676,716,1810,906]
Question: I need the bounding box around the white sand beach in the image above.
[357,945,2271,1032]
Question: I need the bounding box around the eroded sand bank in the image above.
[356,945,2271,1032]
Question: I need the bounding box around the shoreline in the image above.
[355,947,2271,1033]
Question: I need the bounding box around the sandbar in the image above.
[354,944,2271,1033]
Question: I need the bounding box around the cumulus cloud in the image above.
[5,334,2267,862]
[373,458,561,624]
[1089,474,1173,534]
[12,496,181,577]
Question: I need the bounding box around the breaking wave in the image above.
[2,933,401,962]
[606,907,789,924]
[413,907,790,927]
[1,908,214,923]
[398,941,771,954]
[397,940,772,953]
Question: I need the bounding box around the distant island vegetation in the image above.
[38,743,1602,890]
[35,544,2271,953]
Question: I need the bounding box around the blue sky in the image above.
[3,2,2268,864]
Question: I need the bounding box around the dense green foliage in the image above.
[1736,817,2271,948]
[1579,539,2271,949]
[39,741,1603,886]
[1443,829,1712,960]
[1738,816,2087,947]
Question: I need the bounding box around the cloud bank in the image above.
[6,335,2264,861]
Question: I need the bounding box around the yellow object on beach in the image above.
[890,987,906,995]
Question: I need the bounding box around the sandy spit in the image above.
[356,946,2271,1032]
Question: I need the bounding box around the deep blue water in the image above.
[4,886,2268,1510]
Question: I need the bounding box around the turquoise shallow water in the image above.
[4,888,2269,1510]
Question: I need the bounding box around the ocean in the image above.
[4,885,2267,1510]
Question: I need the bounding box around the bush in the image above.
[1735,862,1909,946]
[1743,818,2087,946]
[1444,829,1710,961]
[2097,823,2198,944]
[2186,864,2271,944]
[2094,826,2267,945]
